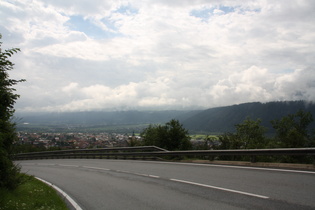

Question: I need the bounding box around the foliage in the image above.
[215,111,315,163]
[183,101,315,134]
[271,110,314,148]
[140,119,192,150]
[198,135,218,150]
[311,129,315,147]
[12,144,48,154]
[217,132,241,150]
[217,118,267,150]
[0,34,25,189]
[234,118,267,149]
[0,174,68,210]
[217,111,314,151]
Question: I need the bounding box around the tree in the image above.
[217,118,267,150]
[140,119,192,150]
[234,118,267,149]
[271,110,314,148]
[217,132,243,150]
[0,34,25,189]
[310,129,315,147]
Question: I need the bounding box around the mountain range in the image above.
[181,101,315,134]
[15,101,315,134]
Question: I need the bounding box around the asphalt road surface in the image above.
[18,159,315,210]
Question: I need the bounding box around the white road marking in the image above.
[36,163,56,166]
[134,172,149,176]
[139,161,315,175]
[26,159,315,174]
[35,177,83,210]
[26,161,271,200]
[58,164,79,167]
[185,163,315,174]
[133,173,160,178]
[148,175,160,178]
[170,178,269,199]
[81,166,161,179]
[116,170,130,173]
[82,166,110,171]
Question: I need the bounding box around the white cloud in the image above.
[274,68,315,101]
[1,0,314,112]
[62,82,79,93]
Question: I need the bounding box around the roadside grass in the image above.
[0,174,68,210]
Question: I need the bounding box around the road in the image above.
[18,159,315,210]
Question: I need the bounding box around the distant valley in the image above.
[15,101,315,134]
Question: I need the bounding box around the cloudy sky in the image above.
[1,0,315,112]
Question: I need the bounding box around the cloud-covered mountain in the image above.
[15,110,200,126]
[15,101,315,134]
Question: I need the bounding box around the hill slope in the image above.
[15,110,201,126]
[15,101,315,134]
[182,101,315,134]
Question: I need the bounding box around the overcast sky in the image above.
[1,0,315,112]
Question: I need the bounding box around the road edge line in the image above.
[170,178,269,199]
[35,177,83,210]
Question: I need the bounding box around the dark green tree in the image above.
[217,132,242,150]
[235,118,267,149]
[0,34,25,189]
[271,110,314,148]
[310,128,315,147]
[140,119,192,150]
[217,118,267,149]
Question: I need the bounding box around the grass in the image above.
[0,174,68,210]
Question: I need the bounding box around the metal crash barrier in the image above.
[14,147,315,164]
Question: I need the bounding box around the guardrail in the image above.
[14,146,167,160]
[13,147,315,163]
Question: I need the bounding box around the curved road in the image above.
[18,159,315,210]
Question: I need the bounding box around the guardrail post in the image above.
[250,155,256,163]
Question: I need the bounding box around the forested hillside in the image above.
[15,101,315,134]
[15,110,200,126]
[182,101,315,134]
